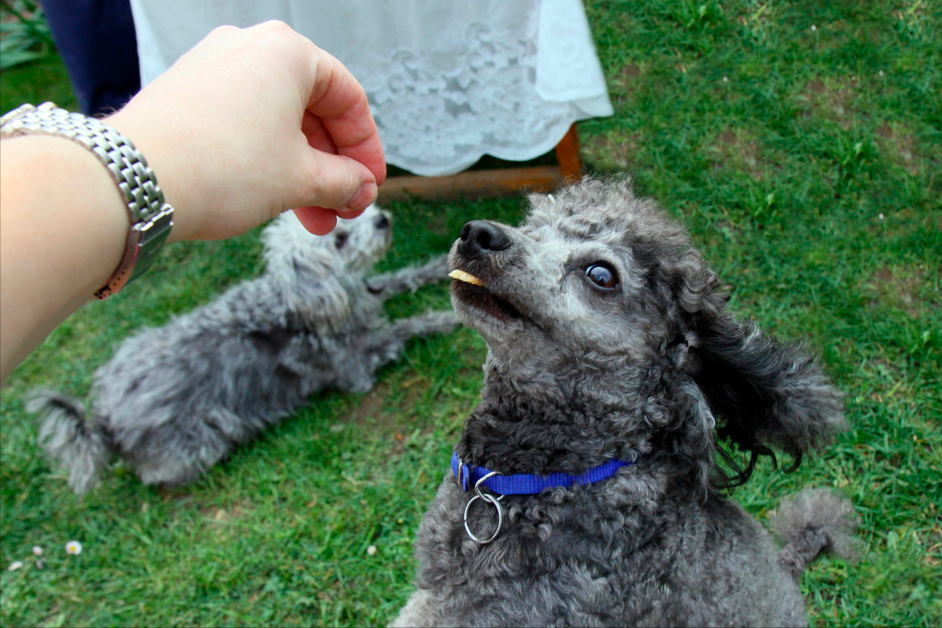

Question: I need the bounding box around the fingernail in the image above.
[345,181,378,212]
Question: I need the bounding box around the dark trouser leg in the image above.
[42,0,140,116]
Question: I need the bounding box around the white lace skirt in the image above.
[129,0,613,176]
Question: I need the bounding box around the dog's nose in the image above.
[374,213,390,230]
[458,221,511,256]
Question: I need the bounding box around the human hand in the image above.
[107,21,386,240]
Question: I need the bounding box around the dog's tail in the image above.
[27,390,113,494]
[769,488,861,579]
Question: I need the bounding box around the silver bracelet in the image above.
[0,102,174,299]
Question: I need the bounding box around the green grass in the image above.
[0,0,54,71]
[2,1,940,625]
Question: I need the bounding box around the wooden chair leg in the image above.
[555,124,583,182]
[377,124,583,202]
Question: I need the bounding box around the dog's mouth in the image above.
[449,269,523,322]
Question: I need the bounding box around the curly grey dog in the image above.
[29,205,457,493]
[393,179,858,627]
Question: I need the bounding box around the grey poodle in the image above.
[393,179,858,627]
[29,205,457,493]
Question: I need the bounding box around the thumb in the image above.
[294,149,378,212]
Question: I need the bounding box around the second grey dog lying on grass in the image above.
[30,205,457,493]
[393,179,858,627]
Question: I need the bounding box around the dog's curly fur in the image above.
[29,206,457,493]
[393,179,858,627]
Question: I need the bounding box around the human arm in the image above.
[0,21,386,382]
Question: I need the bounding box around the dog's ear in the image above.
[690,312,846,487]
[645,243,845,488]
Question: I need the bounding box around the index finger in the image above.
[305,47,386,186]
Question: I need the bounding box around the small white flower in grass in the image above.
[7,561,23,571]
[879,213,885,220]
[65,540,82,555]
[32,546,43,556]
[367,545,377,556]
[878,70,884,77]
[722,76,728,83]
[810,24,817,32]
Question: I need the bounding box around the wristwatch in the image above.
[0,102,174,299]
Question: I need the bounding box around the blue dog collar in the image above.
[451,452,634,495]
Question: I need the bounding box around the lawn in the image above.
[1,1,940,626]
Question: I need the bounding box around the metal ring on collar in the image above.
[463,492,503,544]
[463,471,505,544]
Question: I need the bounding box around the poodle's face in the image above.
[261,204,392,275]
[448,183,700,365]
[332,205,393,272]
[450,180,845,491]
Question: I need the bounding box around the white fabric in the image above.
[129,0,613,176]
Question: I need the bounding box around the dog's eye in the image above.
[585,263,618,290]
[334,232,349,250]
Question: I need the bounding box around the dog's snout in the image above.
[375,213,390,230]
[458,221,511,256]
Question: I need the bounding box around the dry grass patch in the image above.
[797,76,862,129]
[708,128,769,181]
[875,122,929,176]
[864,264,937,318]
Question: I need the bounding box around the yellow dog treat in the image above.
[448,269,483,286]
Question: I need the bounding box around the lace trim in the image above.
[130,0,613,176]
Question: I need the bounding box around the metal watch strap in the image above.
[0,102,174,299]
